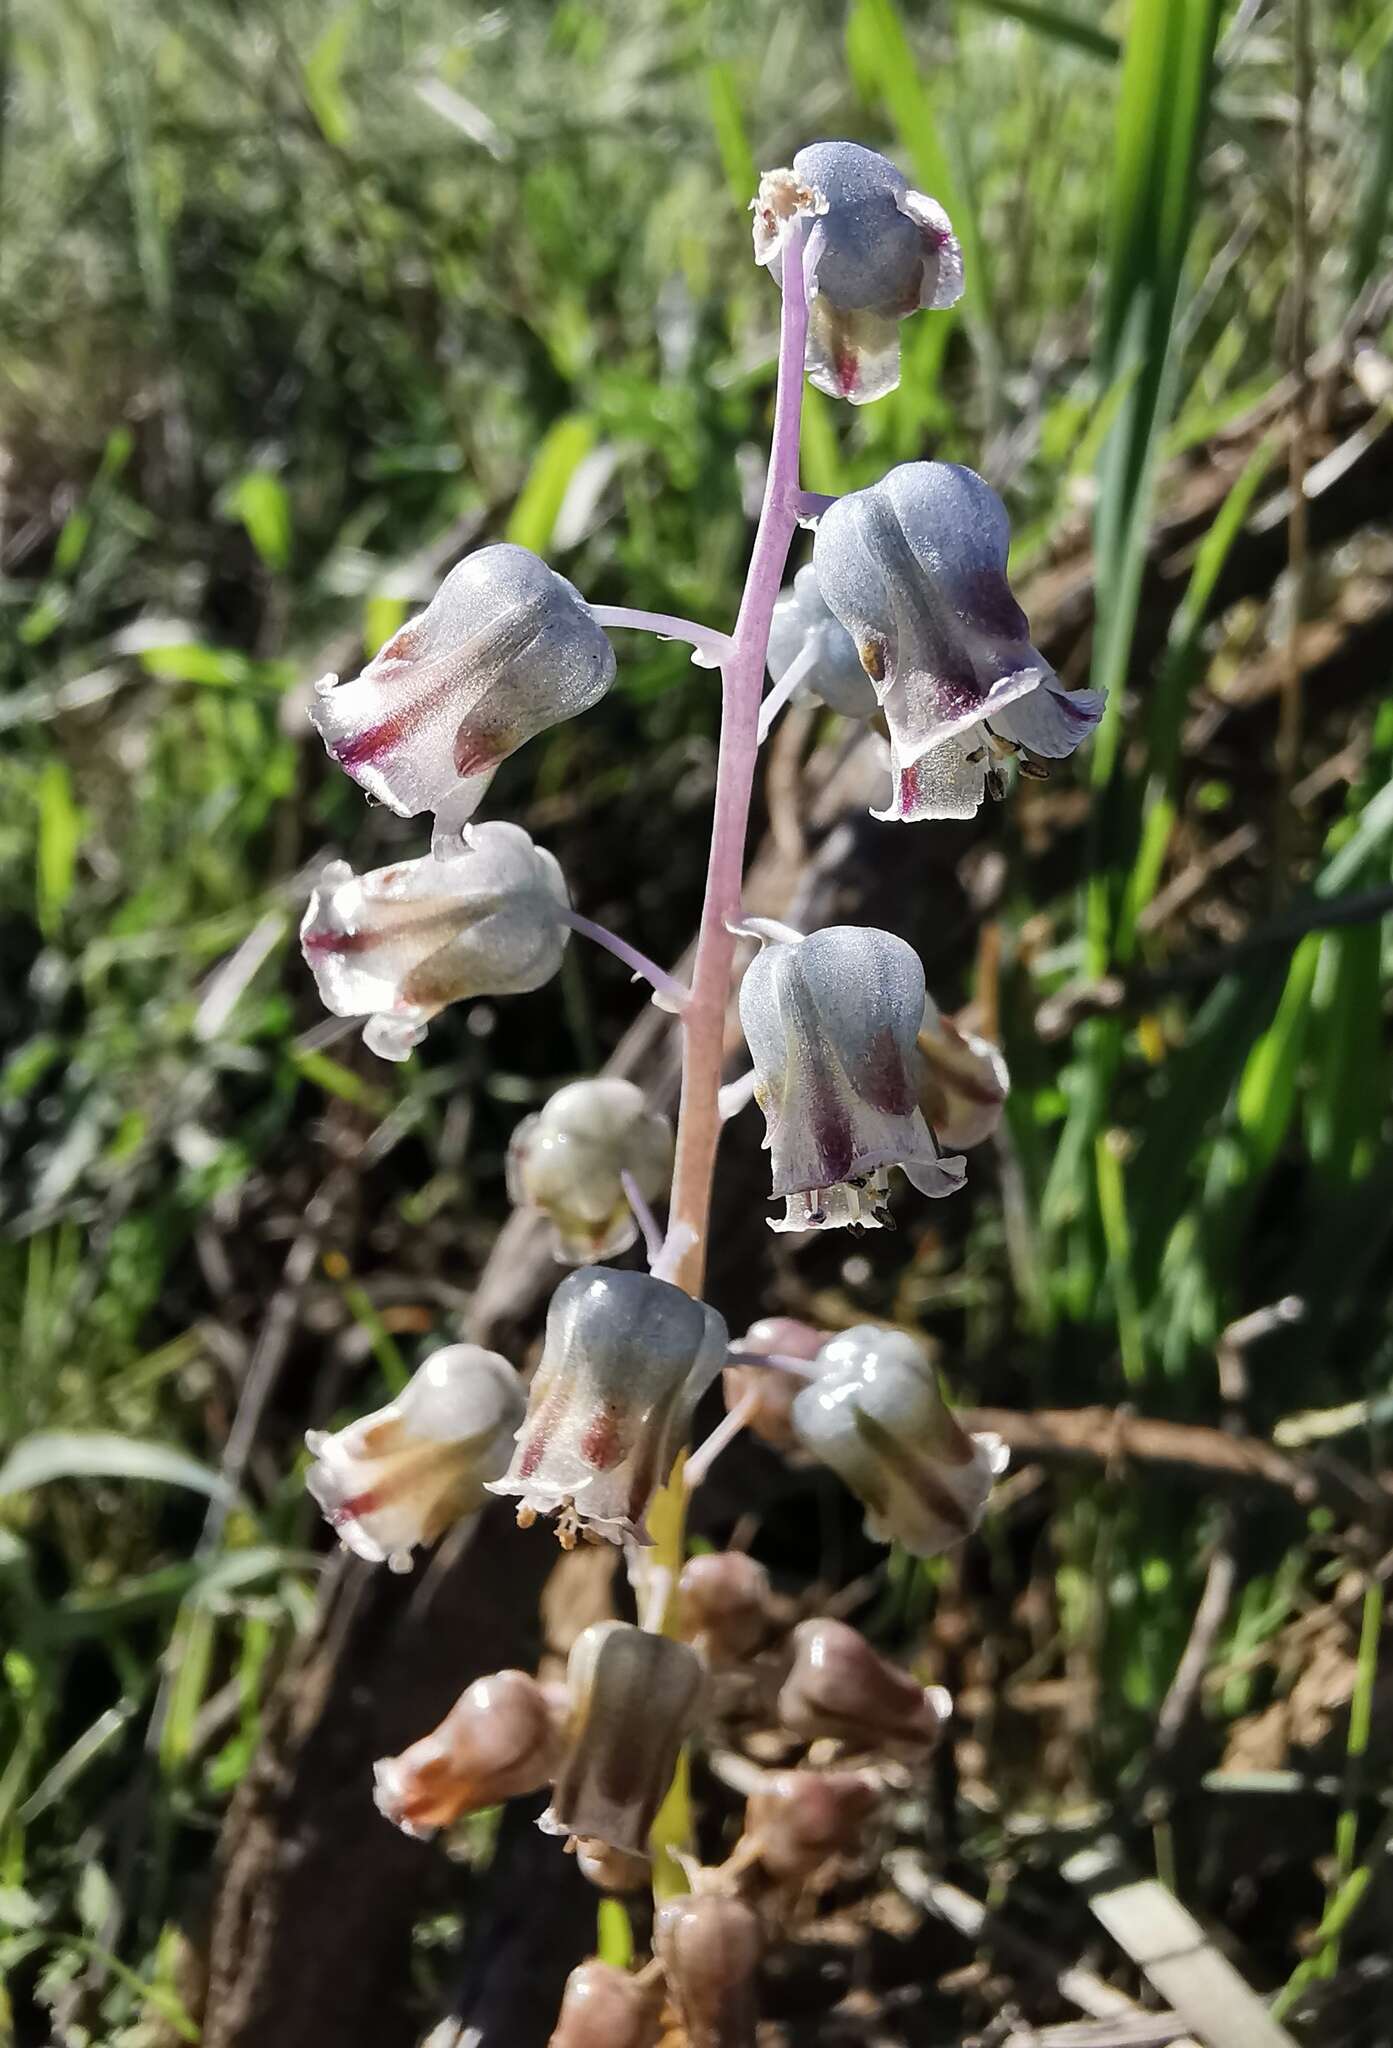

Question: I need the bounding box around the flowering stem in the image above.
[589,605,734,667]
[557,907,690,1009]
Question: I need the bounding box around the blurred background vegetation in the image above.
[2,0,1392,2041]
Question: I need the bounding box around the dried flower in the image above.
[507,1078,673,1265]
[310,543,615,853]
[777,1616,950,1752]
[487,1267,727,1545]
[744,1769,880,1884]
[766,565,878,720]
[541,1622,706,1860]
[791,1325,1006,1558]
[547,1961,663,2048]
[919,1003,1009,1152]
[753,141,962,404]
[678,1552,774,1662]
[812,461,1104,819]
[373,1669,561,1839]
[305,1343,524,1571]
[737,920,966,1232]
[722,1317,828,1452]
[300,822,571,1060]
[655,1894,763,2048]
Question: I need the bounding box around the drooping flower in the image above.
[736,921,966,1233]
[310,542,616,853]
[540,1621,706,1860]
[373,1668,561,1839]
[777,1616,951,1752]
[766,565,878,721]
[655,1893,763,2048]
[547,1961,663,2048]
[790,1324,1006,1558]
[486,1267,727,1545]
[753,141,963,405]
[918,1002,1009,1152]
[744,1769,880,1885]
[300,820,571,1060]
[722,1317,829,1451]
[507,1078,673,1265]
[305,1343,524,1571]
[812,461,1104,820]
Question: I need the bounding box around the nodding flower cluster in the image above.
[298,136,1100,2041]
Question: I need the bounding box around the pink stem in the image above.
[558,907,690,1009]
[664,221,812,1295]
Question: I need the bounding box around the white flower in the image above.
[766,565,879,720]
[305,1343,525,1571]
[486,1267,727,1546]
[791,1325,1006,1558]
[373,1669,561,1839]
[300,820,571,1060]
[507,1078,673,1265]
[918,1001,1009,1152]
[737,921,965,1233]
[309,542,615,853]
[812,461,1104,819]
[753,141,962,405]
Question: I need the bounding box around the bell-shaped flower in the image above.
[812,461,1104,819]
[744,1769,880,1885]
[753,141,963,404]
[507,1078,673,1266]
[678,1552,775,1662]
[310,542,616,852]
[766,565,878,721]
[304,1342,524,1571]
[777,1616,951,1752]
[737,921,966,1233]
[300,820,571,1060]
[919,1001,1009,1153]
[487,1267,727,1545]
[655,1894,762,2048]
[722,1317,829,1452]
[547,1961,663,2048]
[791,1325,1006,1559]
[373,1668,561,1839]
[541,1621,706,1860]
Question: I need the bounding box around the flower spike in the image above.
[813,461,1104,819]
[737,921,966,1232]
[310,542,615,853]
[299,821,571,1059]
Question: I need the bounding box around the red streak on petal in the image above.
[331,711,409,773]
[516,1428,546,1480]
[453,729,503,778]
[834,344,860,396]
[578,1406,624,1471]
[302,924,375,956]
[859,1025,917,1116]
[331,1488,380,1524]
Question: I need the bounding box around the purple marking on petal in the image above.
[810,1082,856,1186]
[858,1025,918,1116]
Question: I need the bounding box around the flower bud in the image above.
[778,1617,950,1751]
[678,1552,774,1662]
[744,1769,880,1884]
[737,921,965,1233]
[373,1669,560,1839]
[574,1841,651,1893]
[655,1894,763,2048]
[723,1317,828,1451]
[541,1622,705,1859]
[305,1343,524,1570]
[310,542,616,852]
[791,1325,1006,1558]
[507,1078,673,1266]
[488,1267,727,1546]
[919,1003,1009,1152]
[300,822,571,1060]
[547,1961,663,2048]
[766,566,877,721]
[753,141,962,405]
[812,461,1103,821]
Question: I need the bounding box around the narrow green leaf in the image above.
[958,0,1119,61]
[226,471,292,573]
[705,62,757,214]
[34,759,84,939]
[505,414,596,556]
[0,1433,235,1503]
[596,1897,634,1968]
[303,8,356,147]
